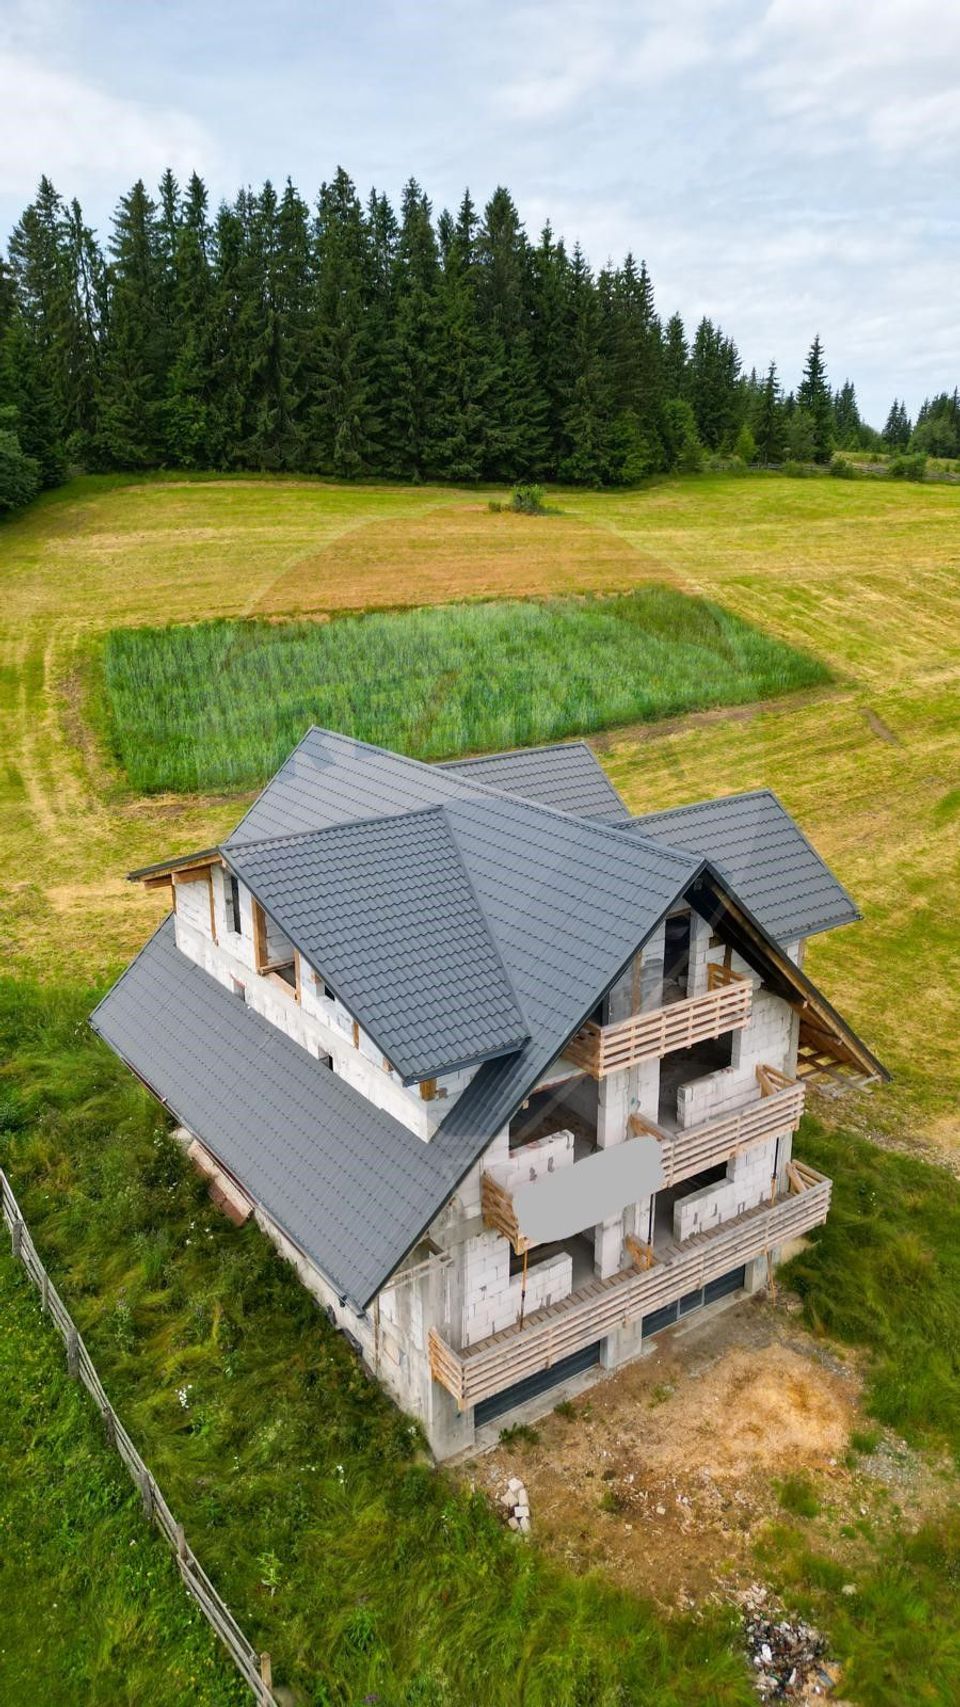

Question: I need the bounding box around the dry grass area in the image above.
[1,470,958,1145]
[470,1296,951,1612]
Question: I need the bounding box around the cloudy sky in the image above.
[2,0,956,424]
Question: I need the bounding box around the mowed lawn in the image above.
[0,471,958,1146]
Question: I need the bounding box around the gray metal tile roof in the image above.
[625,790,860,943]
[438,742,630,822]
[96,730,867,1307]
[224,806,528,1083]
[90,918,463,1310]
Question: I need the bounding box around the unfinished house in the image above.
[92,729,887,1458]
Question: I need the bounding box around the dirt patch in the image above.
[463,1296,947,1610]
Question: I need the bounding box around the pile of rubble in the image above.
[738,1584,841,1700]
[499,1477,531,1535]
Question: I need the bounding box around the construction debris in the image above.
[499,1477,531,1535]
[737,1584,840,1700]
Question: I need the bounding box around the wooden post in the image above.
[102,1406,116,1449]
[260,1652,273,1692]
[175,1522,187,1563]
[66,1325,79,1380]
[41,1270,49,1314]
[139,1470,154,1521]
[11,1217,22,1260]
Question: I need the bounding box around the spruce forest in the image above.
[1,167,958,514]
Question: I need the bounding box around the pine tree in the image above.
[165,174,217,467]
[688,318,741,450]
[311,168,377,477]
[382,180,445,479]
[797,334,833,463]
[752,362,786,465]
[882,399,911,450]
[662,312,688,399]
[476,188,547,478]
[833,378,861,449]
[97,179,169,467]
[429,192,498,481]
[558,244,613,485]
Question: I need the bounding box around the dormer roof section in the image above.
[224,805,529,1084]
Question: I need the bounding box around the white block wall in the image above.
[489,1128,575,1194]
[673,1136,777,1239]
[174,874,485,1140]
[460,1230,573,1347]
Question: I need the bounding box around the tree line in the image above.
[0,168,954,514]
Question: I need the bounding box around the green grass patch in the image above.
[786,1118,960,1460]
[757,1517,960,1707]
[101,588,828,793]
[0,975,754,1707]
[776,1472,820,1520]
[0,1255,244,1704]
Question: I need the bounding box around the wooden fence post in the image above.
[66,1325,79,1380]
[11,1217,22,1260]
[139,1470,154,1522]
[102,1406,116,1449]
[41,1271,49,1314]
[175,1523,187,1563]
[260,1653,273,1692]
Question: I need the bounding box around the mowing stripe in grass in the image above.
[101,588,829,794]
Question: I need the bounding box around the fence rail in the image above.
[0,1167,278,1707]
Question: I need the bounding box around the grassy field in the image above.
[0,469,957,1140]
[0,975,755,1707]
[102,591,826,792]
[1,469,960,1702]
[0,1251,244,1705]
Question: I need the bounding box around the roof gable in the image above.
[625,790,859,943]
[225,806,528,1083]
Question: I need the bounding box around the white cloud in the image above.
[740,0,960,160]
[0,48,217,201]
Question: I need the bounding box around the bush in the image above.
[829,454,858,479]
[780,460,819,479]
[510,483,547,514]
[888,452,927,482]
[733,423,757,466]
[0,425,41,516]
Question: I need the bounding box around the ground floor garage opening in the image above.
[640,1264,746,1340]
[474,1339,604,1428]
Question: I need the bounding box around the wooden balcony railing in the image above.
[429,1163,831,1410]
[565,964,751,1078]
[630,1070,805,1188]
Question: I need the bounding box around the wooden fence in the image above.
[0,1167,279,1706]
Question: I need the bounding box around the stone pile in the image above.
[738,1585,840,1700]
[499,1477,531,1535]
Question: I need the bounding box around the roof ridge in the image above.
[633,788,777,823]
[438,739,592,767]
[223,801,446,856]
[229,726,697,871]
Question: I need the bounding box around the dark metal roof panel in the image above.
[437,742,630,822]
[625,790,860,943]
[89,918,461,1310]
[224,806,528,1083]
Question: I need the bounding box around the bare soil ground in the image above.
[464,1294,951,1611]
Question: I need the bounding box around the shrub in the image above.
[780,460,819,479]
[829,454,858,479]
[888,452,927,482]
[510,483,547,514]
[734,423,757,465]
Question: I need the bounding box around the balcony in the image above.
[430,1162,831,1411]
[565,964,751,1079]
[482,1068,804,1252]
[631,1067,805,1189]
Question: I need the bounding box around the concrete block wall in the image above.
[173,875,209,935]
[491,1127,575,1192]
[673,1136,777,1240]
[460,1230,573,1347]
